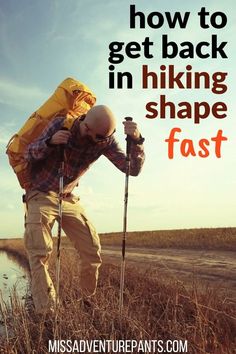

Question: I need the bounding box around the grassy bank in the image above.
[0,229,235,353]
[0,248,235,353]
[1,227,236,252]
[99,227,236,251]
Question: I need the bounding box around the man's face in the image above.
[81,120,115,143]
[79,105,117,144]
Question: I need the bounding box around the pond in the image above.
[0,251,29,338]
[0,252,28,304]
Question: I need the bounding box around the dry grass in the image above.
[1,227,236,252]
[0,238,236,354]
[99,227,236,251]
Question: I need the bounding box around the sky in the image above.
[0,0,235,238]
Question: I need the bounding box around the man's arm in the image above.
[24,117,66,162]
[103,119,145,176]
[103,137,145,176]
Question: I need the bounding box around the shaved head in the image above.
[80,105,116,141]
[85,105,116,135]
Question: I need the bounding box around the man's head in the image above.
[80,105,116,143]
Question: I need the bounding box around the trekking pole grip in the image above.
[59,127,68,162]
[125,117,133,155]
[59,145,64,162]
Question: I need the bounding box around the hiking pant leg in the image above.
[62,195,102,297]
[24,192,57,314]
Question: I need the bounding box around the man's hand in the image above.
[48,130,71,145]
[122,120,141,141]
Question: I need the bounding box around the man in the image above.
[24,105,145,314]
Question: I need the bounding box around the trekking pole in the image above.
[119,116,132,317]
[55,144,65,310]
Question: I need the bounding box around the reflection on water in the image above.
[0,252,28,303]
[0,251,29,338]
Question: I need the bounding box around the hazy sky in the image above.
[0,0,235,238]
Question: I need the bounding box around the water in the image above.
[0,252,28,304]
[0,252,28,338]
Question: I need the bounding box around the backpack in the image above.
[6,77,96,190]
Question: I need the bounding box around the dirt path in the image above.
[101,247,236,295]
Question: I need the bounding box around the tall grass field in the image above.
[0,228,235,354]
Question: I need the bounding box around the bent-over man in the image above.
[24,105,145,314]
